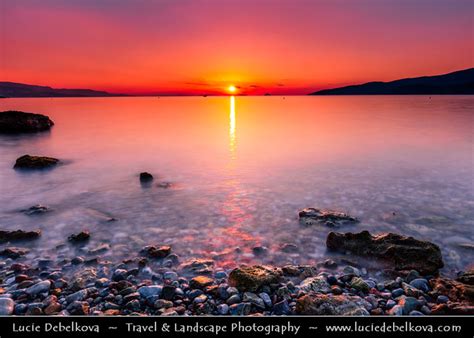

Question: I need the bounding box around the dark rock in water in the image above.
[13,155,59,169]
[280,243,298,253]
[139,172,154,182]
[0,247,29,258]
[157,182,172,189]
[21,204,51,215]
[0,111,54,133]
[228,265,282,292]
[299,208,359,227]
[326,230,444,274]
[68,231,90,243]
[0,229,41,243]
[252,246,268,256]
[140,245,171,258]
[71,257,85,265]
[296,294,370,315]
[87,243,110,255]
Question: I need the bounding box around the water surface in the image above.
[0,96,472,274]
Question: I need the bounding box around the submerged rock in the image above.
[0,247,29,259]
[296,293,370,315]
[0,229,41,243]
[299,208,359,227]
[21,204,51,215]
[252,246,268,256]
[157,182,173,189]
[0,111,54,133]
[228,265,282,292]
[280,243,298,253]
[326,230,444,274]
[68,231,90,243]
[140,245,171,258]
[14,155,59,169]
[87,243,110,255]
[180,259,215,274]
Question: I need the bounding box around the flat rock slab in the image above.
[299,207,359,227]
[296,293,370,315]
[326,230,444,274]
[0,111,54,133]
[0,247,29,258]
[20,204,51,215]
[14,154,59,169]
[0,229,41,243]
[228,265,282,292]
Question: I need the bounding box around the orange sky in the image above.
[0,0,472,95]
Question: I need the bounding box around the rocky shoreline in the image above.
[0,232,472,316]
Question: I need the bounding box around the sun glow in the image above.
[228,85,237,93]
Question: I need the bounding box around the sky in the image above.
[0,0,472,95]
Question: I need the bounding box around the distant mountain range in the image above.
[0,82,122,97]
[2,68,473,97]
[310,68,474,95]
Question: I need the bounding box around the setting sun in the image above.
[228,85,237,93]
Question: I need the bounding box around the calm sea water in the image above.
[0,96,473,274]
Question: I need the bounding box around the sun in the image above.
[228,85,237,93]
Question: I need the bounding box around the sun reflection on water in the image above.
[207,95,262,267]
[229,96,236,159]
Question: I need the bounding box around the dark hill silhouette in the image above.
[0,82,123,97]
[310,68,474,95]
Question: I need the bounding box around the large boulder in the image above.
[326,230,443,274]
[14,155,59,169]
[299,208,359,227]
[296,293,370,315]
[228,265,282,292]
[0,111,54,133]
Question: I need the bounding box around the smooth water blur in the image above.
[0,96,473,274]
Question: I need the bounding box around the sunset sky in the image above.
[1,0,472,95]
